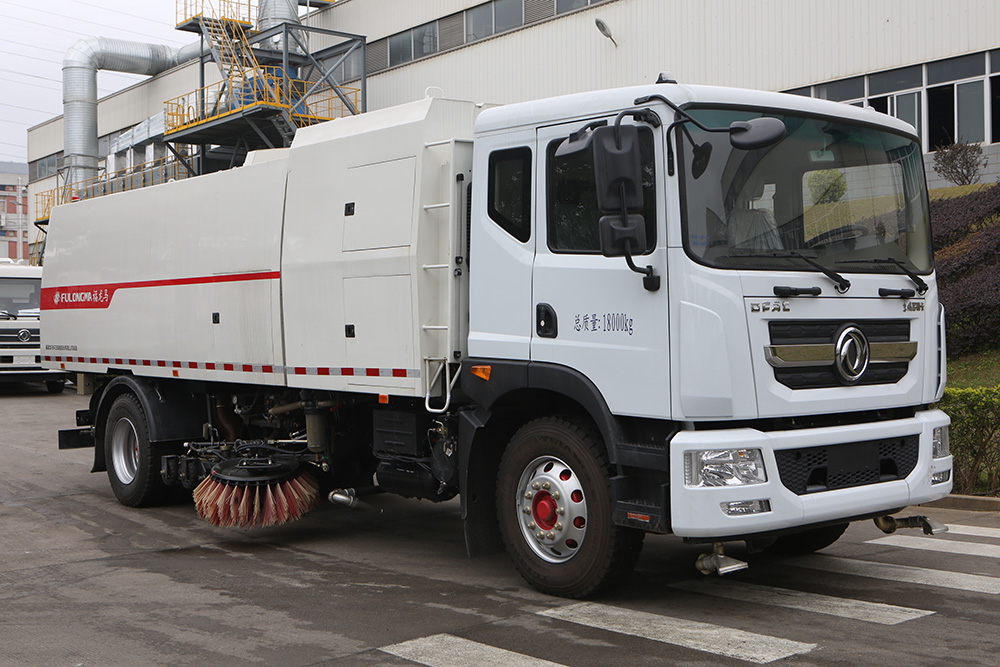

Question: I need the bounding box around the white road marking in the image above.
[669,578,932,625]
[380,634,568,667]
[538,602,815,664]
[785,554,1000,594]
[866,534,1000,559]
[945,524,1000,540]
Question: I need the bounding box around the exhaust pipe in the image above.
[328,487,384,513]
[696,542,749,576]
[874,514,948,535]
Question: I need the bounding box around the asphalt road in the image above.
[2,384,1000,666]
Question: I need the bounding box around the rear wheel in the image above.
[104,394,172,507]
[46,380,65,394]
[766,523,849,555]
[497,417,644,598]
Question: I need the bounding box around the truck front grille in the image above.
[0,327,41,347]
[768,319,911,389]
[774,435,919,495]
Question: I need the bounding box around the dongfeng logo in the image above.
[17,329,31,343]
[834,325,869,384]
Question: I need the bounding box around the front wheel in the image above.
[496,417,644,598]
[104,393,172,507]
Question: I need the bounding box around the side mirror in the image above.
[729,117,786,150]
[599,214,647,257]
[593,125,643,213]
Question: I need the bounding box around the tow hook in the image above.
[696,542,749,576]
[874,514,949,535]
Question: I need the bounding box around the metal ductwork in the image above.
[62,37,204,185]
[258,0,301,32]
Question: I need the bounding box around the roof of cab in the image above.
[474,82,917,139]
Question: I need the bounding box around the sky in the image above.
[0,0,200,164]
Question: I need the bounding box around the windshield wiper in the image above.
[728,251,851,293]
[835,258,928,295]
[0,310,13,320]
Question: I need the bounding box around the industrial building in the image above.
[0,162,29,262]
[24,0,1000,235]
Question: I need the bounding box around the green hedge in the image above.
[938,386,1000,495]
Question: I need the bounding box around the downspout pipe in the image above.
[62,37,205,185]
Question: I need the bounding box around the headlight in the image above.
[684,449,767,487]
[932,426,950,459]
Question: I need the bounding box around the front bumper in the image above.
[669,409,952,538]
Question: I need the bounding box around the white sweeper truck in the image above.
[44,80,953,597]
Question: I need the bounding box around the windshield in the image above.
[0,277,41,317]
[680,108,932,275]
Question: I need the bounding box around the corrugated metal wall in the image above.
[26,0,1000,168]
[337,0,1000,110]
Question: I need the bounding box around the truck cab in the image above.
[462,82,951,592]
[0,261,67,393]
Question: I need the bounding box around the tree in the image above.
[807,169,847,205]
[933,140,987,186]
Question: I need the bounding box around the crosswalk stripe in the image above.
[538,602,816,664]
[867,534,1000,559]
[945,524,1000,540]
[668,578,933,625]
[380,634,568,667]
[784,554,1000,594]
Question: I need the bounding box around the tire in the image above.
[496,416,644,598]
[46,380,65,394]
[104,394,172,507]
[767,523,849,555]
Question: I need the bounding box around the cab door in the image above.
[530,119,670,419]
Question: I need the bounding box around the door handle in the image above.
[536,303,558,338]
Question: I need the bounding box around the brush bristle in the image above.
[193,470,319,528]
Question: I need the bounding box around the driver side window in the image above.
[546,127,657,254]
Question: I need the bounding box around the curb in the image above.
[920,494,1000,512]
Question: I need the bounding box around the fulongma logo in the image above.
[17,329,31,342]
[834,325,869,384]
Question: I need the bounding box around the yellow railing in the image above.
[34,155,194,222]
[177,0,255,28]
[164,68,358,135]
[28,238,44,266]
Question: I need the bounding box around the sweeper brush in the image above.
[193,458,319,528]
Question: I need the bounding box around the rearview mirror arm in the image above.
[615,182,661,292]
[636,94,730,177]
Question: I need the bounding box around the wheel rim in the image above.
[515,455,588,563]
[110,417,140,485]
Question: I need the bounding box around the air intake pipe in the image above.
[62,1,301,186]
[62,37,205,185]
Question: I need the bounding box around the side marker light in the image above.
[471,365,492,381]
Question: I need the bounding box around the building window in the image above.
[388,32,412,67]
[815,77,864,103]
[556,0,590,14]
[495,0,523,32]
[28,153,61,183]
[413,22,439,59]
[388,22,439,67]
[466,3,494,41]
[466,0,524,43]
[332,48,365,83]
